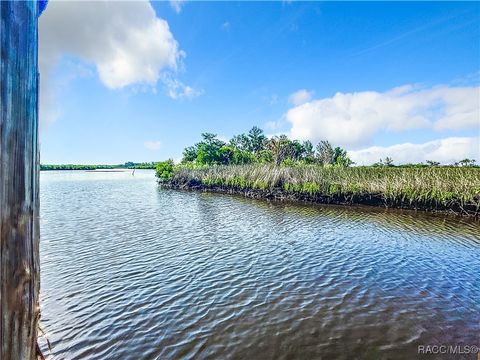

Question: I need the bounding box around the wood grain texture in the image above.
[0,1,40,359]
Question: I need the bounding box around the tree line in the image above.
[179,126,477,168]
[40,162,159,170]
[180,126,353,167]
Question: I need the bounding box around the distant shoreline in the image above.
[84,170,128,173]
[40,163,157,171]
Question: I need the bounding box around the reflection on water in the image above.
[40,170,480,359]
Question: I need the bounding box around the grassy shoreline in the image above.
[157,164,480,217]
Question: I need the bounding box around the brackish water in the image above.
[40,170,480,359]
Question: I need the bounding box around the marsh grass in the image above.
[164,164,480,211]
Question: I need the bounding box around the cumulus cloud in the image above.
[348,137,479,165]
[40,1,182,89]
[144,141,162,151]
[288,89,314,106]
[286,85,480,148]
[39,0,199,127]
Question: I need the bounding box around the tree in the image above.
[380,156,394,166]
[230,133,250,151]
[178,129,351,168]
[200,132,224,147]
[426,160,440,167]
[302,140,315,163]
[182,146,197,163]
[373,157,394,167]
[218,146,234,165]
[267,135,294,166]
[184,133,227,165]
[456,158,476,167]
[316,140,335,165]
[332,146,354,167]
[247,126,267,153]
[233,149,255,164]
[383,157,394,166]
[290,140,306,161]
[196,143,221,164]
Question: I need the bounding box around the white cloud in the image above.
[39,0,198,127]
[40,1,182,89]
[144,141,162,151]
[348,137,479,165]
[170,0,185,14]
[286,85,480,148]
[162,74,203,100]
[288,89,314,106]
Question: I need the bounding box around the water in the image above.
[39,170,480,359]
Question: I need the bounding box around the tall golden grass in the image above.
[167,164,480,210]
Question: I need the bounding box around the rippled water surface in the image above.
[40,170,480,359]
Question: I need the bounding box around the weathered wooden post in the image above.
[0,1,40,359]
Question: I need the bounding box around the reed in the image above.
[160,164,480,214]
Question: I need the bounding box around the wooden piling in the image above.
[0,1,40,359]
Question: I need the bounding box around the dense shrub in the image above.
[155,160,175,181]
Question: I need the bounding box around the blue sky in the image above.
[39,1,479,165]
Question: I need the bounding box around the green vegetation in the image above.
[40,162,160,171]
[159,164,480,213]
[178,127,353,167]
[155,160,174,180]
[40,164,116,171]
[155,126,480,215]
